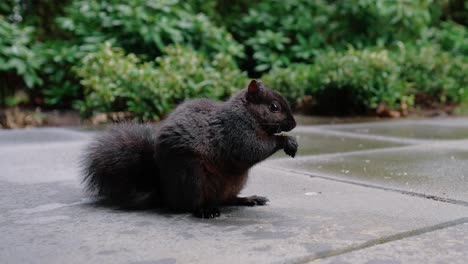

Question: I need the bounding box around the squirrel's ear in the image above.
[248,80,259,94]
[246,80,262,102]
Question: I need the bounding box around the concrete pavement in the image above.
[1,118,467,263]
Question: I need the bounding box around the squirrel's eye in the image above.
[269,102,281,112]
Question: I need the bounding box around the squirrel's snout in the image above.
[281,117,296,132]
[290,117,297,130]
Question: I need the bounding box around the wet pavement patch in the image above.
[328,122,468,140]
[272,146,468,203]
[270,131,407,159]
[293,115,383,125]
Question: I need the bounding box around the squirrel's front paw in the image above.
[283,136,298,158]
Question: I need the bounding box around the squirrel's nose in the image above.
[282,117,296,132]
[289,117,296,130]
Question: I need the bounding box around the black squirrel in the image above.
[82,80,298,218]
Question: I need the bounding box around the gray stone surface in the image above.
[270,131,406,158]
[1,118,468,263]
[0,142,87,184]
[1,165,467,264]
[0,127,91,145]
[292,115,384,126]
[319,222,468,264]
[270,145,468,203]
[327,121,468,140]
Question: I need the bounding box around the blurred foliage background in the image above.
[0,0,467,121]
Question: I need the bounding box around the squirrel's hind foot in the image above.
[193,207,221,218]
[228,195,269,206]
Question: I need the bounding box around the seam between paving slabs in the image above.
[265,166,468,207]
[272,141,468,163]
[264,165,468,262]
[287,217,468,264]
[293,126,433,145]
[272,144,420,162]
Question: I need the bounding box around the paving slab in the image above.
[0,142,88,184]
[1,137,468,264]
[1,122,468,263]
[319,222,468,264]
[0,127,91,145]
[292,115,384,125]
[418,117,468,127]
[271,131,406,159]
[326,122,468,140]
[269,145,468,204]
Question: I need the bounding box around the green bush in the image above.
[263,44,468,114]
[233,0,432,73]
[75,43,247,120]
[332,0,432,46]
[308,49,410,115]
[261,64,310,105]
[155,44,247,103]
[75,43,158,119]
[35,40,100,108]
[419,21,468,56]
[6,0,245,109]
[41,0,244,109]
[431,0,468,27]
[0,0,70,40]
[0,1,15,17]
[0,17,43,106]
[1,0,467,117]
[235,0,333,72]
[437,22,468,55]
[186,0,254,28]
[396,44,468,105]
[263,49,411,114]
[0,18,42,89]
[58,0,243,59]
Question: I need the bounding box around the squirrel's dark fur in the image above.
[82,80,297,218]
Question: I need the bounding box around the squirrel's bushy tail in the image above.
[82,123,159,207]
